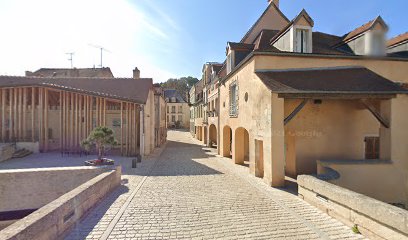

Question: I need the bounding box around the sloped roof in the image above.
[270,9,314,46]
[164,89,186,103]
[26,67,114,78]
[228,42,255,51]
[337,16,388,45]
[240,2,290,43]
[387,32,408,48]
[0,76,152,103]
[253,29,280,50]
[256,66,407,95]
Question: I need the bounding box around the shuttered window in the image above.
[229,82,238,117]
[365,137,379,159]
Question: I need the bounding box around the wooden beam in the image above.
[79,95,82,142]
[9,89,13,141]
[38,88,43,151]
[361,100,390,129]
[23,88,27,140]
[14,88,17,141]
[18,88,22,140]
[44,89,49,152]
[120,101,123,155]
[1,89,5,142]
[103,98,106,126]
[60,91,63,151]
[31,87,35,142]
[284,99,308,126]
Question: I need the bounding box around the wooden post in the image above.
[14,88,17,141]
[31,87,35,142]
[23,88,27,140]
[38,88,43,151]
[70,92,74,151]
[18,88,22,140]
[60,91,63,151]
[74,94,78,148]
[133,103,137,155]
[79,95,82,142]
[1,89,5,142]
[120,101,123,155]
[44,89,49,152]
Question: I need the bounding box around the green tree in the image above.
[160,76,199,101]
[81,126,118,160]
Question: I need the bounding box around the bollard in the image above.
[132,158,137,168]
[136,154,142,163]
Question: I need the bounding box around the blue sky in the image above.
[0,0,406,82]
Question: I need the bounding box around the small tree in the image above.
[81,126,118,160]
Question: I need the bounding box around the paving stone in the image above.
[64,130,365,240]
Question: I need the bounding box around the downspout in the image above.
[217,83,221,155]
[140,104,145,156]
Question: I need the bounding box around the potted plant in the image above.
[81,126,118,166]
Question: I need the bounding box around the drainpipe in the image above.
[217,83,221,155]
[140,105,145,156]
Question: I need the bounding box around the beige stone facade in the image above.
[164,89,189,129]
[191,0,408,209]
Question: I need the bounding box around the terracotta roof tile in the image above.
[387,32,408,48]
[26,67,114,78]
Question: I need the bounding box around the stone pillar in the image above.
[264,93,285,187]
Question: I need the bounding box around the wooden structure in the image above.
[0,87,142,156]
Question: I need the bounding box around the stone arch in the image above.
[209,124,217,148]
[203,126,208,144]
[222,125,232,158]
[234,127,249,165]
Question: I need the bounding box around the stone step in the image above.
[12,149,32,158]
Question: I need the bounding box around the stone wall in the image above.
[0,166,121,240]
[298,175,408,240]
[0,166,108,212]
[0,144,15,163]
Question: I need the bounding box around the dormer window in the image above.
[171,97,176,103]
[227,53,233,74]
[369,31,386,56]
[295,28,310,53]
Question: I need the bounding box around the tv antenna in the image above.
[88,44,111,68]
[66,52,74,68]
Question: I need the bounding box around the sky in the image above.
[0,0,406,82]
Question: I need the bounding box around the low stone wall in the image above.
[0,166,121,240]
[298,175,408,240]
[0,167,108,212]
[317,159,407,207]
[0,144,15,163]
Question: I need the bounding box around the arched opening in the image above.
[203,126,208,144]
[222,125,232,158]
[235,127,249,166]
[209,124,217,148]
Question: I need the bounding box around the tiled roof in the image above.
[240,2,289,43]
[253,29,280,50]
[228,42,255,51]
[337,16,388,45]
[0,76,152,103]
[164,89,186,103]
[387,32,408,48]
[256,66,407,95]
[26,67,114,78]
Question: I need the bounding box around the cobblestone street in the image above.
[66,130,364,240]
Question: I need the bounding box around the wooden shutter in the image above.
[365,137,380,159]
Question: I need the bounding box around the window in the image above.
[167,106,169,113]
[227,53,233,74]
[171,97,176,103]
[172,115,176,122]
[295,29,309,53]
[171,106,176,113]
[178,106,182,113]
[365,137,379,159]
[178,115,182,121]
[370,32,385,56]
[167,115,169,122]
[229,82,238,116]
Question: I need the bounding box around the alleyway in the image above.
[66,130,364,240]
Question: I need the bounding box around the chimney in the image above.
[133,67,140,79]
[269,0,279,8]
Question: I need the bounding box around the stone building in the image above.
[192,0,408,208]
[0,67,165,157]
[164,89,189,129]
[26,67,114,78]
